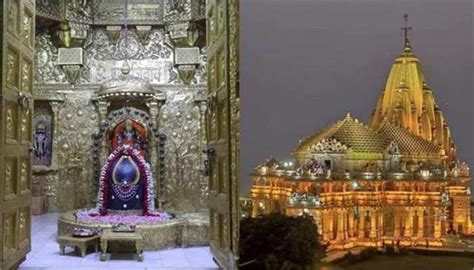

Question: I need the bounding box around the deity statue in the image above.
[33,121,52,166]
[111,119,148,158]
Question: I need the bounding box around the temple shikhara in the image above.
[251,16,473,250]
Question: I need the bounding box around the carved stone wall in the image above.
[33,25,208,213]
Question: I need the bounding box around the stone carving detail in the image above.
[296,158,328,177]
[289,192,321,206]
[310,138,348,153]
[450,161,470,177]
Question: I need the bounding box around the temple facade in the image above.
[250,18,472,251]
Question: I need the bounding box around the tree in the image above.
[240,213,326,270]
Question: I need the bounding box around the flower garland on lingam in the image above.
[95,145,157,216]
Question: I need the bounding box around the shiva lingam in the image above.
[96,144,156,216]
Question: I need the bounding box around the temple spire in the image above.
[401,13,412,52]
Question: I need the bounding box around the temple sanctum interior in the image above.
[0,0,239,269]
[251,15,473,252]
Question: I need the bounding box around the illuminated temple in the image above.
[250,18,473,250]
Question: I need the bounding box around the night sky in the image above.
[240,0,473,195]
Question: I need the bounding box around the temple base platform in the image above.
[325,237,444,252]
[58,209,209,250]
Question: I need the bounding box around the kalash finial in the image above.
[401,13,413,52]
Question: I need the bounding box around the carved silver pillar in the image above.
[195,92,208,209]
[96,100,110,166]
[195,93,208,170]
[146,100,160,195]
[49,101,63,168]
[146,99,165,209]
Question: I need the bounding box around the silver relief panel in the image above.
[35,32,68,84]
[94,0,163,25]
[161,91,208,211]
[35,28,207,85]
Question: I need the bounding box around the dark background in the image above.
[240,0,474,196]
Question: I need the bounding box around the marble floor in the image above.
[19,213,219,270]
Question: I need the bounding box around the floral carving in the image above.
[34,32,67,84]
[7,50,18,87]
[6,107,16,140]
[160,92,205,211]
[310,138,348,153]
[22,60,32,92]
[5,161,14,195]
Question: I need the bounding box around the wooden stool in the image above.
[58,234,100,257]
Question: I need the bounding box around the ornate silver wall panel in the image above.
[35,33,68,84]
[55,92,99,210]
[94,0,164,25]
[160,90,208,211]
[36,0,62,21]
[35,28,207,85]
[93,0,205,25]
[163,0,206,22]
[37,0,206,25]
